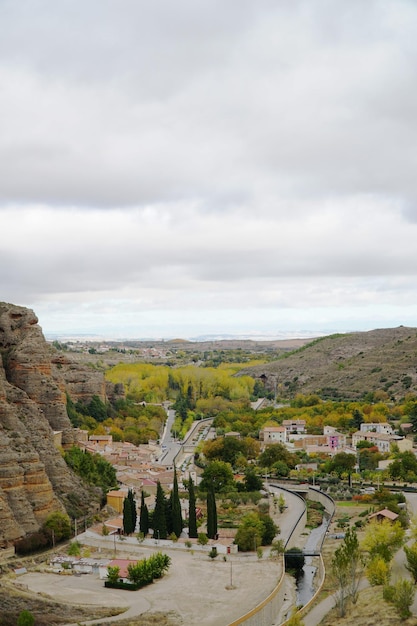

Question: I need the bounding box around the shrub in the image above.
[17,611,35,626]
[198,533,209,545]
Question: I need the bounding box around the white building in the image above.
[259,426,286,445]
[360,423,393,435]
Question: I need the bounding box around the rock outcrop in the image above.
[0,303,100,547]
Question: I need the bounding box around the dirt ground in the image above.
[7,545,282,626]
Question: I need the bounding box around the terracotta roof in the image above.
[368,508,399,521]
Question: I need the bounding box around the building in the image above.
[368,508,399,523]
[352,431,412,454]
[360,423,393,435]
[106,490,128,514]
[282,419,306,435]
[259,426,286,445]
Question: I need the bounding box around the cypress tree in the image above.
[153,481,168,539]
[206,488,217,540]
[139,490,149,536]
[128,489,137,532]
[123,495,134,534]
[171,468,183,538]
[188,476,198,538]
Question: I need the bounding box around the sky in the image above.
[2,0,417,340]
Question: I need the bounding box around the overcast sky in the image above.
[2,0,417,339]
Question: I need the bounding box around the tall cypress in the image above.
[171,467,183,538]
[139,490,149,536]
[188,476,198,538]
[206,487,217,540]
[128,489,137,532]
[123,495,134,534]
[153,481,168,539]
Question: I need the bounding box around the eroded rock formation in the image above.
[0,303,100,546]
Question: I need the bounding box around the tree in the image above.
[128,489,137,531]
[17,611,35,626]
[235,512,264,552]
[331,545,350,617]
[139,490,149,536]
[325,452,356,477]
[243,467,263,492]
[43,511,71,544]
[361,519,405,563]
[106,565,120,584]
[284,547,305,574]
[200,460,236,493]
[206,488,217,540]
[171,467,183,538]
[153,481,168,539]
[123,494,134,535]
[404,541,417,583]
[331,527,364,617]
[366,556,390,586]
[260,514,278,546]
[385,578,415,620]
[188,476,198,538]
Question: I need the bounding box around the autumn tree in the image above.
[361,519,405,563]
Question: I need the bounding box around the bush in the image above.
[198,533,209,545]
[209,547,218,559]
[17,611,35,626]
[284,548,305,575]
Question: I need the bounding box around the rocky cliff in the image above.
[0,303,100,547]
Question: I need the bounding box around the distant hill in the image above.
[238,326,417,401]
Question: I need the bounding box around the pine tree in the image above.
[153,481,168,539]
[206,488,217,540]
[188,476,198,538]
[171,468,183,538]
[139,490,149,536]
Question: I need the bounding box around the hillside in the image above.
[239,326,417,400]
[0,303,104,547]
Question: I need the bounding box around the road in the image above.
[158,408,181,466]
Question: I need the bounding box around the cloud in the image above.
[1,1,417,336]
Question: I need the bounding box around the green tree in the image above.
[234,512,264,552]
[123,494,134,535]
[206,488,217,540]
[404,541,417,583]
[243,467,263,492]
[188,476,198,539]
[43,511,71,544]
[106,565,120,584]
[17,611,35,626]
[387,578,415,620]
[153,481,167,540]
[171,468,183,538]
[139,491,149,536]
[331,527,364,617]
[284,547,305,574]
[260,514,278,546]
[200,460,236,493]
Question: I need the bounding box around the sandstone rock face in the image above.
[0,303,100,547]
